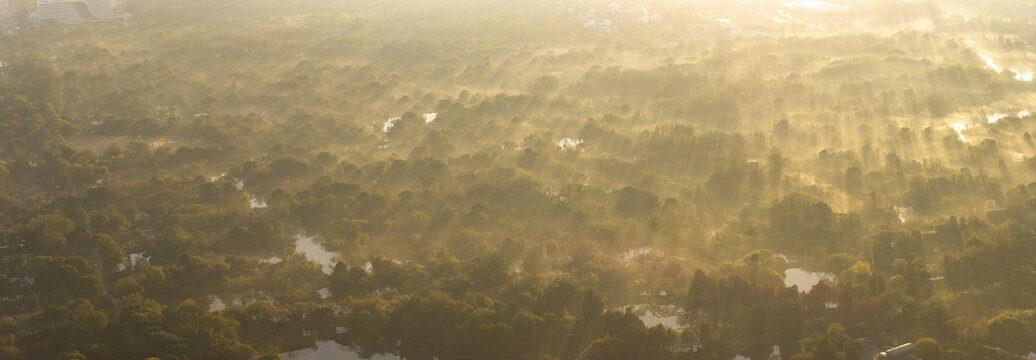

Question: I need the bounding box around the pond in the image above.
[946,122,968,142]
[281,340,400,360]
[208,293,277,312]
[894,206,911,223]
[558,137,583,151]
[382,117,400,134]
[316,287,331,299]
[784,268,835,292]
[987,110,1030,124]
[249,197,267,209]
[613,304,682,329]
[731,345,780,360]
[978,54,1034,82]
[294,233,341,274]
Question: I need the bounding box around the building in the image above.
[29,0,129,26]
[857,338,920,360]
[876,343,917,360]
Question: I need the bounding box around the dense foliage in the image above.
[0,0,1034,359]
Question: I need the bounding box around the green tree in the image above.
[75,276,104,298]
[114,278,145,297]
[96,234,125,271]
[615,186,659,217]
[768,193,835,251]
[914,338,943,360]
[791,323,861,360]
[985,310,1034,354]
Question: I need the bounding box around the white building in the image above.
[31,0,129,26]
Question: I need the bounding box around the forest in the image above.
[0,0,1034,359]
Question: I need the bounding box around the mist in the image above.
[0,0,1034,359]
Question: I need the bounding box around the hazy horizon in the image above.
[0,0,1033,360]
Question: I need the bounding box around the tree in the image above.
[537,279,580,316]
[55,351,86,360]
[615,186,659,217]
[97,234,125,271]
[925,93,953,118]
[582,290,604,322]
[985,310,1035,354]
[904,176,937,214]
[768,193,834,251]
[844,166,863,195]
[6,54,64,112]
[583,335,626,360]
[706,160,764,202]
[0,333,19,360]
[114,278,145,297]
[686,269,714,316]
[465,254,510,291]
[65,300,109,346]
[24,214,76,253]
[26,256,93,293]
[268,157,310,178]
[75,276,104,298]
[791,323,861,360]
[748,303,769,339]
[766,149,786,186]
[914,338,943,360]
